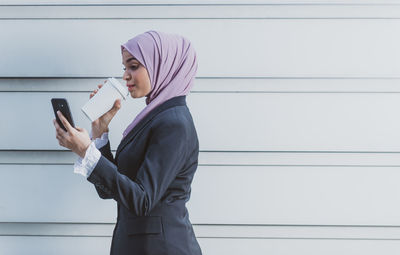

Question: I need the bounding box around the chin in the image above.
[130,92,142,99]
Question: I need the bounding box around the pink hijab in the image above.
[121,31,198,138]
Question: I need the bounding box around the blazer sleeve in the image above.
[98,140,115,164]
[86,119,187,216]
[93,140,115,199]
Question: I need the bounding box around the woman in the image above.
[53,31,202,255]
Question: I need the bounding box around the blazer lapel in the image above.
[115,96,187,162]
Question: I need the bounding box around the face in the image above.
[122,49,152,98]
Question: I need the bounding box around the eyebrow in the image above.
[123,57,138,64]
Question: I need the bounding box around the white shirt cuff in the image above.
[73,141,101,178]
[93,132,109,149]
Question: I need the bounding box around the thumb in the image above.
[111,99,121,113]
[75,126,83,132]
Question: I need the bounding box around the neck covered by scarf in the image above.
[121,31,198,139]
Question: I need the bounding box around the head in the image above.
[120,31,198,138]
[122,48,152,99]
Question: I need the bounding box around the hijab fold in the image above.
[121,31,198,138]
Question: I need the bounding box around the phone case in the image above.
[51,98,75,132]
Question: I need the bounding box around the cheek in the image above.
[141,72,152,93]
[142,82,151,96]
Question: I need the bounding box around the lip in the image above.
[127,84,135,92]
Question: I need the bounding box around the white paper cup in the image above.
[81,78,128,122]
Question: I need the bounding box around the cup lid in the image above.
[108,77,129,100]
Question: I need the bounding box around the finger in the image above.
[57,111,73,133]
[53,119,67,139]
[55,126,66,138]
[115,98,121,109]
[53,118,61,130]
[110,99,122,113]
[53,119,63,133]
[92,88,99,96]
[56,134,65,147]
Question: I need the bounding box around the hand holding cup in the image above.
[90,80,122,139]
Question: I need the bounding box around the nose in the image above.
[123,71,131,81]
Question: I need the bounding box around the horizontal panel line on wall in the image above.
[6,222,400,227]
[5,150,400,153]
[4,223,400,240]
[3,151,400,166]
[4,163,400,168]
[5,18,400,20]
[5,149,400,151]
[5,5,400,19]
[5,77,400,78]
[195,164,400,167]
[4,1,400,6]
[0,234,111,238]
[3,78,400,93]
[2,235,399,241]
[195,237,400,241]
[191,92,400,94]
[7,91,400,94]
[6,76,400,79]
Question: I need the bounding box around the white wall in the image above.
[2,1,400,254]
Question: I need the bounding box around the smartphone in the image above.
[51,98,75,132]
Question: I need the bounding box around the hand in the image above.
[90,81,122,139]
[53,111,91,158]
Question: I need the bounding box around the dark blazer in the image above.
[87,96,202,255]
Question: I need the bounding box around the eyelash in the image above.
[123,66,138,71]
